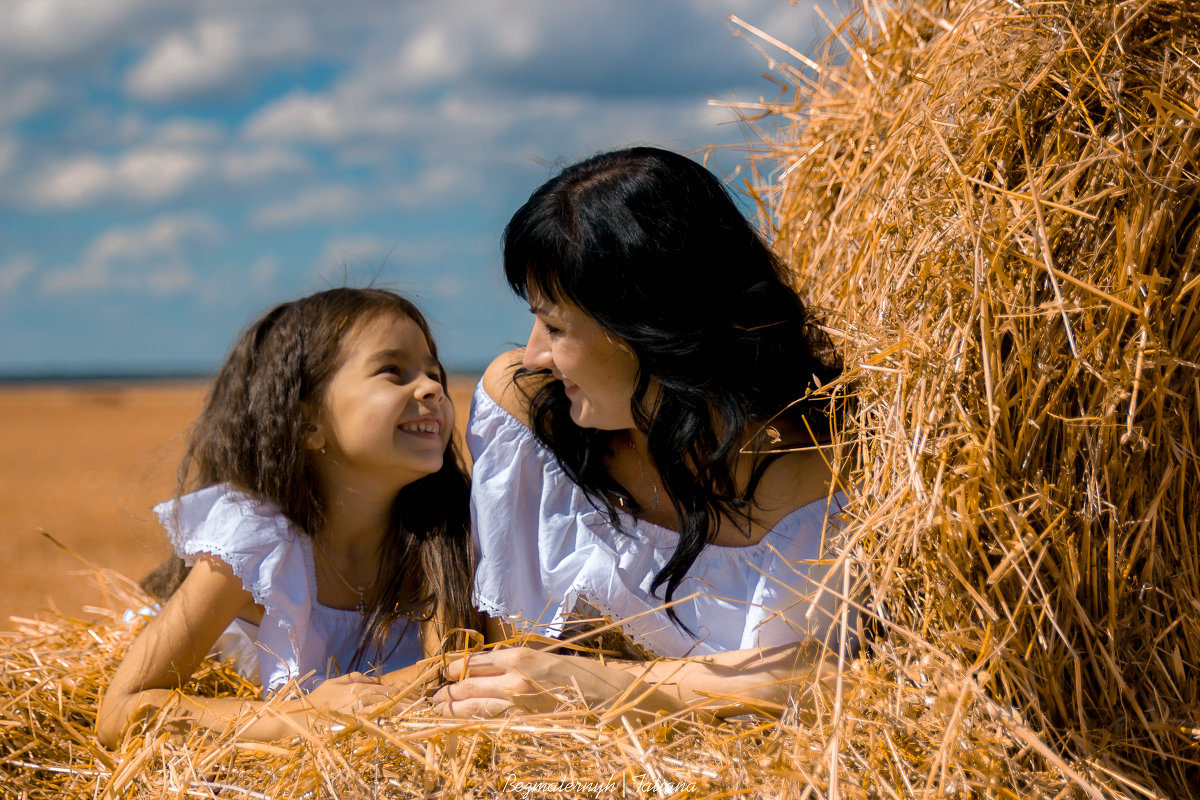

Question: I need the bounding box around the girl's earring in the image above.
[304,420,327,454]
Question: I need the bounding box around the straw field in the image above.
[3,0,1198,796]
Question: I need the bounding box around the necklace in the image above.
[314,540,373,616]
[624,433,659,510]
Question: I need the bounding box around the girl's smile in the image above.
[397,416,443,439]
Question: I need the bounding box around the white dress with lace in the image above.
[467,382,850,658]
[155,484,424,695]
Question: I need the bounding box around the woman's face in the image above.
[523,296,639,430]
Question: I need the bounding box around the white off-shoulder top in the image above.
[467,382,851,658]
[155,485,424,695]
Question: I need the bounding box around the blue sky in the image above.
[0,1,824,376]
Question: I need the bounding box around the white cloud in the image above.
[392,24,466,85]
[16,118,301,210]
[30,156,111,208]
[0,0,150,63]
[221,147,308,184]
[118,148,209,200]
[155,118,225,146]
[251,184,363,228]
[40,213,219,295]
[88,214,218,263]
[244,90,416,144]
[28,147,209,208]
[233,0,806,182]
[126,15,313,102]
[0,254,36,296]
[390,164,472,208]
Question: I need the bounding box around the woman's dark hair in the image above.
[143,287,478,663]
[503,146,841,629]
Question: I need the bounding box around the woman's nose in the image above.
[523,324,553,372]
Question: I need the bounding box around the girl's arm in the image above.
[97,554,397,747]
[433,640,836,721]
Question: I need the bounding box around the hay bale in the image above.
[739,0,1200,796]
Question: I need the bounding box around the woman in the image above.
[435,147,852,719]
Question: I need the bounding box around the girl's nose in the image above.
[416,373,445,402]
[523,324,553,372]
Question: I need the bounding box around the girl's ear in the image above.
[301,398,327,452]
[303,419,327,452]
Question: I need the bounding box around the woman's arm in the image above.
[96,555,397,747]
[432,641,835,721]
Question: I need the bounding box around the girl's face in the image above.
[311,312,453,492]
[523,296,639,430]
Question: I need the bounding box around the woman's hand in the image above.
[433,646,695,721]
[432,647,581,718]
[432,639,837,722]
[305,672,399,716]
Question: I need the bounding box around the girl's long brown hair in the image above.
[144,287,479,663]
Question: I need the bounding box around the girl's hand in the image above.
[305,672,398,715]
[432,647,585,718]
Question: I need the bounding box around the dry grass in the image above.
[4,0,1199,796]
[0,570,1067,797]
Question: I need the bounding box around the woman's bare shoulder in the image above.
[481,349,535,427]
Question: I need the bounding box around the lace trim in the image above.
[169,538,269,607]
[472,592,512,623]
[570,582,714,658]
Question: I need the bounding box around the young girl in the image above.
[97,287,478,747]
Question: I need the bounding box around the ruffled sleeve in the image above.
[154,484,313,691]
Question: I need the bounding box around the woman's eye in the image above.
[542,322,562,336]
